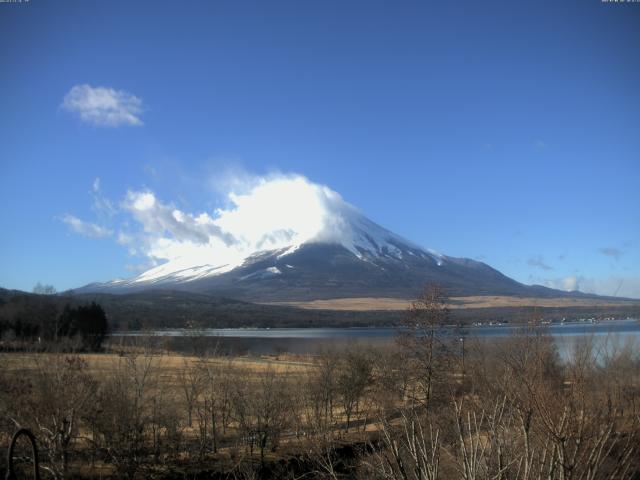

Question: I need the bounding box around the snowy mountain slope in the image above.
[108,205,439,285]
[75,174,606,301]
[77,206,573,302]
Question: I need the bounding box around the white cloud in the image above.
[90,177,117,218]
[61,214,112,238]
[544,275,640,299]
[560,275,580,291]
[116,231,139,255]
[125,261,156,273]
[214,175,349,249]
[122,190,237,246]
[117,231,134,245]
[108,174,365,278]
[62,84,143,127]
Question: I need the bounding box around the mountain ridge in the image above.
[73,194,626,302]
[77,240,610,303]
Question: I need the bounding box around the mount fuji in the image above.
[77,176,576,302]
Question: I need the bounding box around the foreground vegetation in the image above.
[1,287,639,479]
[1,342,639,478]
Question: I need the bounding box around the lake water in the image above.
[112,318,640,356]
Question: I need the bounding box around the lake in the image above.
[112,318,640,356]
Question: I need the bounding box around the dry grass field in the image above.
[0,351,314,378]
[266,295,640,311]
[0,348,392,478]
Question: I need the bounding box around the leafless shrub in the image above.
[398,284,452,409]
[91,351,157,478]
[337,348,373,432]
[7,355,95,479]
[178,357,202,428]
[365,407,441,480]
[193,349,229,456]
[306,349,339,433]
[231,366,293,467]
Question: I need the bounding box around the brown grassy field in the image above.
[0,348,387,478]
[266,295,640,311]
[0,351,314,377]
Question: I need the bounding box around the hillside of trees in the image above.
[2,287,638,333]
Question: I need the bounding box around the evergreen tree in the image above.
[57,302,109,351]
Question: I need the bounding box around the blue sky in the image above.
[1,0,639,297]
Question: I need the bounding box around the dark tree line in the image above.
[0,293,108,351]
[56,303,109,351]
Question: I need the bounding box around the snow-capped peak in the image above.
[116,175,442,285]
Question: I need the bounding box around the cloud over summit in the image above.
[62,174,361,277]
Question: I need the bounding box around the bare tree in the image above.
[195,350,226,455]
[373,347,412,415]
[398,283,450,409]
[306,349,339,432]
[92,350,157,478]
[178,357,203,428]
[368,408,441,480]
[336,348,372,432]
[17,355,95,479]
[232,367,292,467]
[32,283,57,295]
